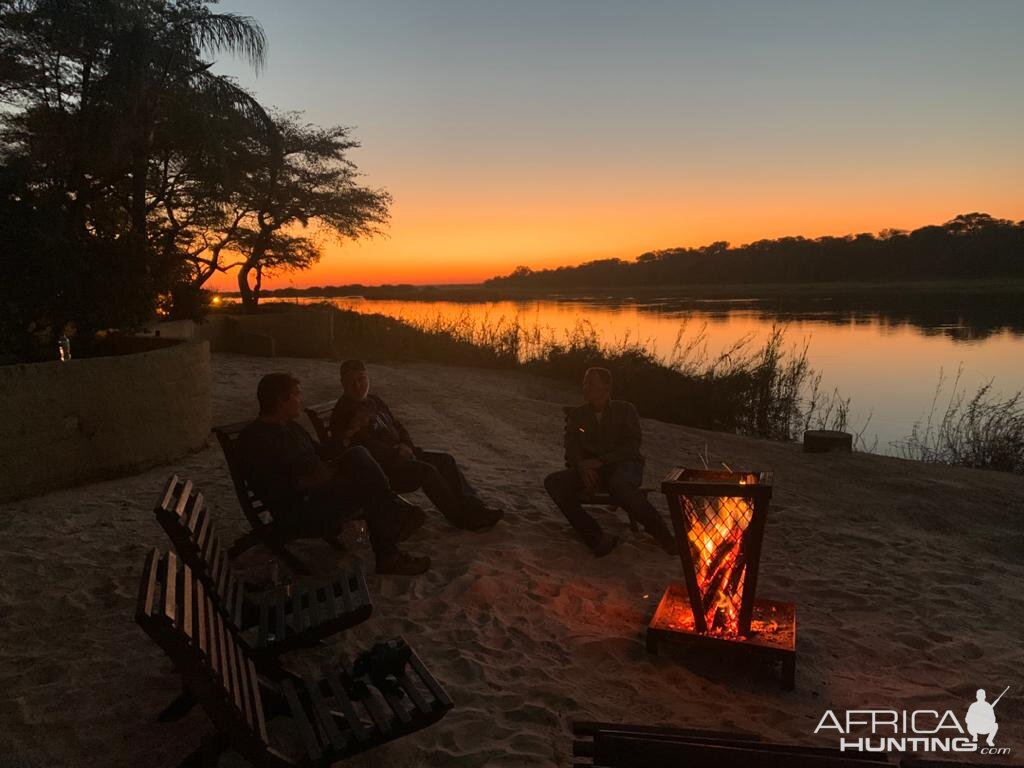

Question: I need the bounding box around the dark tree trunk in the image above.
[237,262,256,310]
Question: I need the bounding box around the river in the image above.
[296,289,1024,453]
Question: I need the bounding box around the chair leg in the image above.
[228,531,260,558]
[177,731,228,768]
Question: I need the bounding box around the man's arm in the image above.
[288,424,337,489]
[376,396,415,449]
[328,398,358,441]
[564,408,584,468]
[320,399,356,459]
[601,402,642,465]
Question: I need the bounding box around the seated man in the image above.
[237,372,431,576]
[544,366,677,558]
[328,359,502,531]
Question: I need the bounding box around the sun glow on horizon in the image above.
[204,1,1024,291]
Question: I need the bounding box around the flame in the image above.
[684,494,752,637]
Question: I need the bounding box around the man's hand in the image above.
[579,467,600,491]
[395,443,414,459]
[344,406,372,439]
[352,405,372,430]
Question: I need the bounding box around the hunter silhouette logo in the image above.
[966,686,1008,748]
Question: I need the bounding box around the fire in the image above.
[684,494,753,637]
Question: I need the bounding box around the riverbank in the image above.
[1,353,1022,766]
[226,277,1024,304]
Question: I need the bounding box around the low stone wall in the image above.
[216,307,336,357]
[0,340,211,502]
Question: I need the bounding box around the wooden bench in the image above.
[571,721,891,768]
[137,549,454,767]
[155,475,373,655]
[214,420,351,576]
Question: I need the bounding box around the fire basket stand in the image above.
[646,468,797,689]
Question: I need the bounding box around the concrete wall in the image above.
[0,340,211,502]
[195,307,336,358]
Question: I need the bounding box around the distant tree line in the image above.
[0,0,388,362]
[483,213,1024,291]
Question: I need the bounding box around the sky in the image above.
[208,0,1024,289]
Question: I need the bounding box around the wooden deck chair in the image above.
[154,475,372,655]
[561,406,652,533]
[214,420,352,575]
[571,721,891,768]
[137,549,454,768]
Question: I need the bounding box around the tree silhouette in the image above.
[484,214,1024,291]
[219,112,391,309]
[0,1,269,358]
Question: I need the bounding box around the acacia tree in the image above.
[204,112,391,309]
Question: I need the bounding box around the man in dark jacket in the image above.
[544,367,677,557]
[329,360,502,530]
[237,372,430,576]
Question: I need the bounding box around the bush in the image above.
[318,303,844,442]
[894,369,1024,473]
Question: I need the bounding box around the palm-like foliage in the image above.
[0,0,271,357]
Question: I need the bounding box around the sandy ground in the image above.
[1,352,1022,767]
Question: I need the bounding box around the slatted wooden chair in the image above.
[571,721,891,768]
[137,549,454,768]
[214,420,352,575]
[561,406,651,532]
[154,475,372,655]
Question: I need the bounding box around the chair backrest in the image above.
[213,420,273,531]
[154,475,247,628]
[304,401,335,444]
[136,549,270,752]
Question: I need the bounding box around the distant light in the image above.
[211,295,222,305]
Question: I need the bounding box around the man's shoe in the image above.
[592,533,619,558]
[454,501,505,532]
[460,505,503,531]
[396,504,426,542]
[375,550,431,576]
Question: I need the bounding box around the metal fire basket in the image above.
[647,467,796,689]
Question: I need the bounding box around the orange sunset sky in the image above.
[208,1,1024,290]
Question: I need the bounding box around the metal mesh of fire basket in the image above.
[661,469,773,636]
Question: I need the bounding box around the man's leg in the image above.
[544,468,605,549]
[415,449,480,501]
[387,458,463,523]
[327,447,430,574]
[604,460,675,550]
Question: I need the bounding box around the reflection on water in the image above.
[299,292,1024,454]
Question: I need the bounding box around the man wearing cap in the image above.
[329,360,503,530]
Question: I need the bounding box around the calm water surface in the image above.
[303,293,1024,453]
